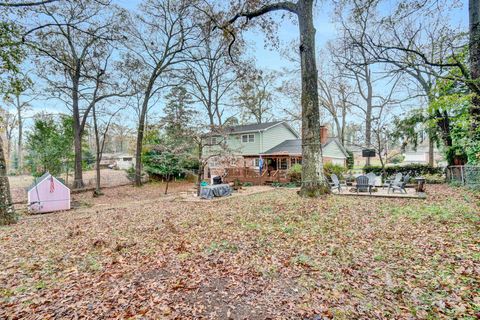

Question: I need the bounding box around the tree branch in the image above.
[0,0,58,7]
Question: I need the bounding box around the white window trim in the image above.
[241,134,255,143]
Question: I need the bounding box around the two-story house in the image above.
[204,121,349,183]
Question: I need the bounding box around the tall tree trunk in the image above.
[16,95,23,171]
[197,142,203,197]
[208,111,215,127]
[72,76,84,189]
[470,0,480,141]
[297,0,329,197]
[334,117,342,142]
[341,101,347,146]
[6,135,11,173]
[92,105,102,196]
[135,86,153,186]
[426,95,435,166]
[164,173,170,195]
[0,136,16,225]
[428,136,434,166]
[365,68,373,166]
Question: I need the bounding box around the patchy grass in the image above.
[0,184,478,319]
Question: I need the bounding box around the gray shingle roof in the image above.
[225,121,284,134]
[261,138,349,158]
[261,139,302,155]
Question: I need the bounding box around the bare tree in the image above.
[317,56,353,145]
[370,116,402,175]
[220,0,329,196]
[352,0,459,165]
[109,119,133,153]
[359,0,479,143]
[3,74,33,171]
[335,1,403,164]
[236,69,279,124]
[91,102,123,196]
[124,0,198,186]
[0,0,59,7]
[182,10,243,127]
[192,130,231,196]
[26,0,127,188]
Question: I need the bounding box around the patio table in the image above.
[200,184,232,200]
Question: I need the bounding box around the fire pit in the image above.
[415,177,426,193]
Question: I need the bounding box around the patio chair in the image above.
[389,174,410,194]
[366,172,377,187]
[329,174,346,193]
[384,173,402,189]
[356,175,372,194]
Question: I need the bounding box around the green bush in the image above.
[388,154,405,164]
[346,151,354,170]
[323,162,346,179]
[423,173,445,184]
[125,167,146,182]
[288,163,302,182]
[288,163,347,181]
[363,164,444,177]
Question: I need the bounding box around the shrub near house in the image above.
[288,163,346,185]
[363,164,444,177]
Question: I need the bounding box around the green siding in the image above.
[261,123,298,152]
[323,141,346,159]
[203,122,299,157]
[227,132,261,155]
[203,132,261,156]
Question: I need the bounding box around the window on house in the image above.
[292,158,302,165]
[208,136,217,145]
[208,158,219,168]
[242,134,254,143]
[280,158,288,170]
[254,158,260,167]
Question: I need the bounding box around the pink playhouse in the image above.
[27,172,71,213]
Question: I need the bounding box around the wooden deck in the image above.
[223,168,290,185]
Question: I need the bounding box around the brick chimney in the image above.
[320,125,328,145]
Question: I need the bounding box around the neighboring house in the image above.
[346,144,383,168]
[403,140,445,166]
[99,153,135,170]
[203,121,348,183]
[27,172,71,214]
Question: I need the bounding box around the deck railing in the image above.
[224,167,290,184]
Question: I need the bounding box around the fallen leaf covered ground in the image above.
[1,184,479,319]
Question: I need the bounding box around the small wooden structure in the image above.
[27,172,71,213]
